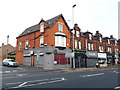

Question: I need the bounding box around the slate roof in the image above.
[17,14,71,38]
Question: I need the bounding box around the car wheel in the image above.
[7,63,10,67]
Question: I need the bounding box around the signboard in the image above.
[77,56,81,59]
[98,53,107,58]
[86,51,98,58]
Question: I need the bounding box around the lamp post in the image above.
[72,4,76,69]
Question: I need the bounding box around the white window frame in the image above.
[40,24,44,32]
[79,41,81,49]
[76,31,79,37]
[100,37,102,43]
[58,23,63,32]
[115,41,117,46]
[75,40,78,49]
[55,36,66,47]
[19,42,21,50]
[85,39,87,50]
[40,37,44,47]
[88,43,91,50]
[91,43,94,50]
[108,39,110,44]
[25,40,28,49]
[89,34,92,40]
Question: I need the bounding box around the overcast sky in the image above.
[0,0,119,47]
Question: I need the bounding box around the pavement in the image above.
[17,64,120,73]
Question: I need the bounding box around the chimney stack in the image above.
[2,43,4,46]
[110,35,113,39]
[7,35,9,45]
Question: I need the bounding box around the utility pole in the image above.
[72,4,76,69]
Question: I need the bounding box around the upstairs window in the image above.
[85,39,87,50]
[40,24,44,32]
[58,23,63,32]
[75,40,78,49]
[40,37,44,47]
[100,37,102,43]
[25,40,28,49]
[99,46,103,52]
[76,31,79,37]
[108,39,110,44]
[91,43,94,50]
[88,43,91,50]
[19,42,21,50]
[79,41,81,49]
[108,47,111,53]
[115,41,117,46]
[55,36,66,47]
[89,34,92,40]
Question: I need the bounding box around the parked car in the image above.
[2,59,18,67]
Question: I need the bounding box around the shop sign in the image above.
[74,51,85,54]
[98,53,107,58]
[86,51,97,58]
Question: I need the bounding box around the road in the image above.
[1,64,120,89]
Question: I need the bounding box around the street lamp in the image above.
[72,4,76,69]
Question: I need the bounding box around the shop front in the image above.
[74,50,87,68]
[107,53,114,65]
[85,51,98,67]
[98,53,107,67]
[115,54,119,64]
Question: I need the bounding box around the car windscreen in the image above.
[9,60,16,62]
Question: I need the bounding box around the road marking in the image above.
[4,71,11,73]
[18,82,27,87]
[114,86,120,89]
[5,77,66,89]
[113,71,119,74]
[80,73,104,78]
[6,82,22,85]
[12,70,18,72]
[16,74,26,77]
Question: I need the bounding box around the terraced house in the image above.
[16,14,120,69]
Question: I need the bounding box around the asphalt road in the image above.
[1,65,120,90]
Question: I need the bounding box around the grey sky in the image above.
[0,0,119,47]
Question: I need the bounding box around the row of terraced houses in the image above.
[16,14,120,69]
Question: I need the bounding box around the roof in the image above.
[83,31,93,35]
[17,14,71,38]
[17,24,39,38]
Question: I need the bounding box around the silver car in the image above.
[2,59,18,67]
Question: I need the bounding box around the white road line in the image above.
[16,74,26,77]
[114,86,120,89]
[6,77,66,89]
[18,82,27,87]
[6,82,22,85]
[5,71,11,73]
[80,73,104,77]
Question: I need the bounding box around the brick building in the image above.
[16,14,120,69]
[0,43,15,61]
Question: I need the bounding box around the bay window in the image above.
[55,36,66,47]
[79,41,81,49]
[75,40,78,49]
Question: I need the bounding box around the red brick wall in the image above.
[16,17,71,64]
